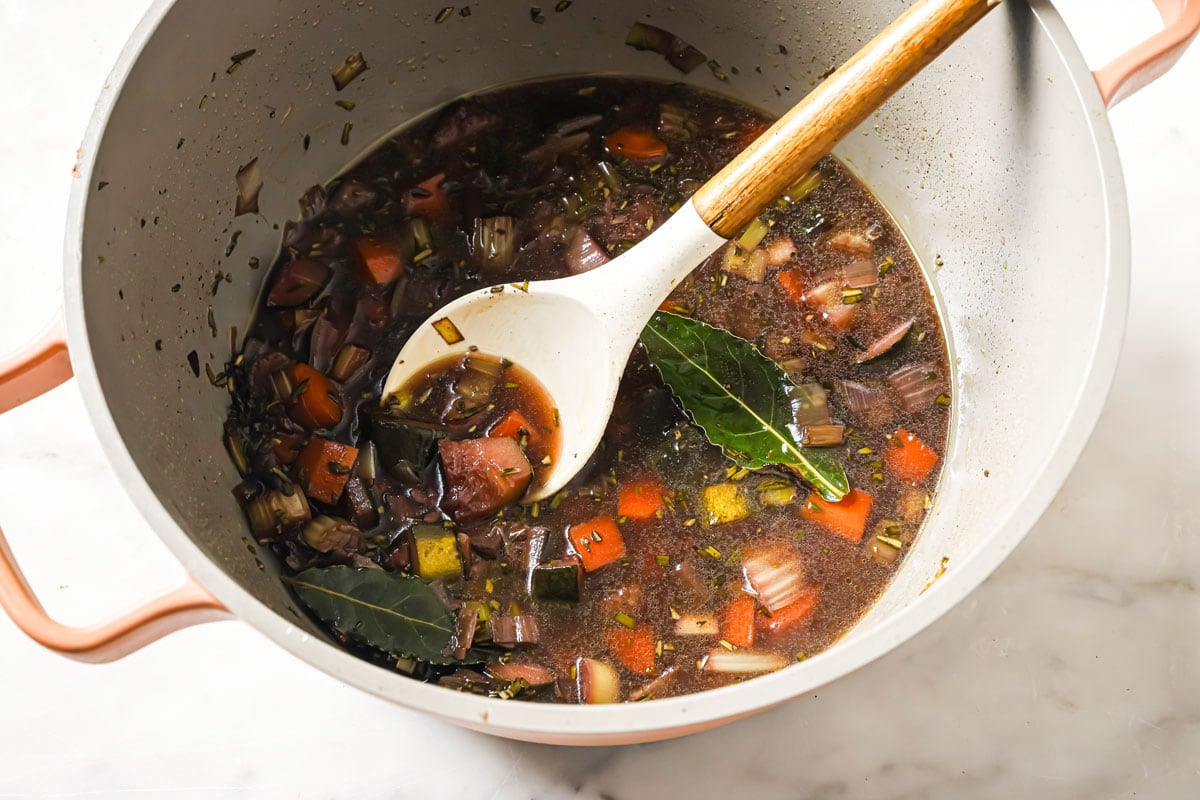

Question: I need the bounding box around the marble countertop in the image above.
[1,2,1197,797]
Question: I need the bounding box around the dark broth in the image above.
[222,76,950,702]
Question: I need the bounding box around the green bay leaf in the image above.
[284,566,480,664]
[640,311,848,501]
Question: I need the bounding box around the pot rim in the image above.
[61,0,1130,742]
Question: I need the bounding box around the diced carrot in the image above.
[721,596,757,648]
[798,489,874,543]
[604,128,668,160]
[353,237,405,285]
[884,427,940,484]
[607,624,655,675]
[777,269,808,304]
[295,436,359,504]
[271,433,305,465]
[401,173,451,222]
[758,586,821,636]
[488,409,534,444]
[617,477,666,521]
[568,515,626,572]
[287,363,344,430]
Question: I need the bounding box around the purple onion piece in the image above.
[853,318,914,364]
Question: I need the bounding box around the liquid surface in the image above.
[222,76,951,702]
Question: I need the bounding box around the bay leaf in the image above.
[284,566,481,664]
[640,311,849,501]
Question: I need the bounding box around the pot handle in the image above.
[0,311,230,663]
[1093,0,1200,107]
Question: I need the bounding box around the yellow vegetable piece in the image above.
[701,483,751,526]
[409,523,463,581]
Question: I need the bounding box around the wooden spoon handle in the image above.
[692,0,1000,238]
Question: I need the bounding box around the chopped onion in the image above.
[576,657,621,703]
[839,379,894,425]
[842,256,878,288]
[554,114,603,136]
[629,666,679,702]
[470,216,517,270]
[854,318,914,364]
[625,22,707,74]
[658,104,688,138]
[765,237,797,266]
[328,179,378,215]
[790,382,832,427]
[330,343,370,382]
[298,184,326,220]
[245,488,311,537]
[722,246,767,283]
[888,362,942,412]
[266,257,330,307]
[487,660,555,687]
[702,649,788,673]
[827,230,873,257]
[675,613,720,636]
[524,130,590,166]
[303,515,364,554]
[742,551,805,613]
[234,158,262,216]
[564,227,610,274]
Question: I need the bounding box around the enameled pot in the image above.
[1,0,1196,745]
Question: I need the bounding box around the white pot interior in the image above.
[70,0,1125,741]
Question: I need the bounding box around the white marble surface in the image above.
[1,2,1198,797]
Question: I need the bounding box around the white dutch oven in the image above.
[0,0,1196,745]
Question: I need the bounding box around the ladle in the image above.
[383,0,1000,499]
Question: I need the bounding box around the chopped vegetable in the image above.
[765,237,797,266]
[801,423,845,447]
[331,52,368,91]
[439,437,533,521]
[402,173,451,222]
[431,317,464,345]
[722,246,768,283]
[302,515,364,555]
[266,257,330,307]
[884,428,940,484]
[758,586,820,635]
[295,437,359,503]
[742,551,805,612]
[408,523,464,581]
[564,227,610,274]
[617,477,667,521]
[532,557,583,602]
[756,480,797,507]
[354,237,405,286]
[488,409,532,442]
[721,596,756,647]
[470,216,517,270]
[364,412,445,475]
[244,488,311,537]
[491,614,540,648]
[604,128,668,160]
[624,22,707,74]
[798,489,874,543]
[854,319,914,364]
[486,661,555,687]
[702,649,788,673]
[576,657,621,703]
[839,379,894,426]
[799,280,858,331]
[234,158,262,216]
[287,363,343,430]
[701,483,751,525]
[675,613,719,636]
[567,515,626,572]
[888,362,943,412]
[607,624,655,674]
[782,170,822,203]
[330,343,370,382]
